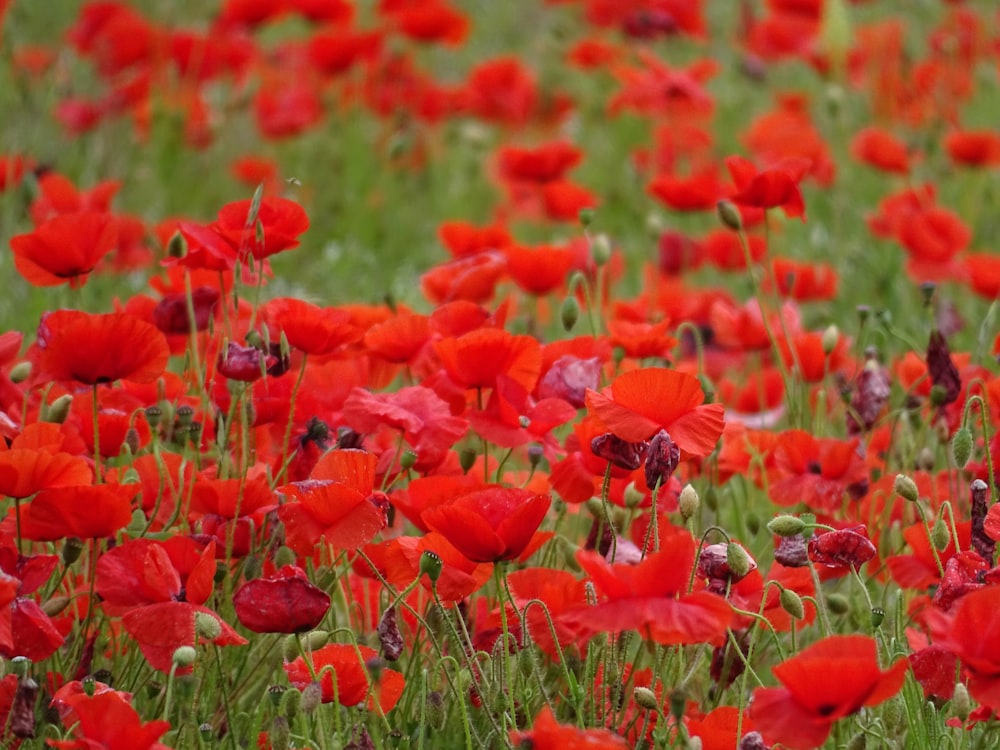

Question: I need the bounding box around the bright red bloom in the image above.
[253,77,324,139]
[34,310,169,385]
[561,533,732,646]
[0,449,92,500]
[926,586,1000,707]
[463,57,540,127]
[420,251,507,304]
[850,127,912,175]
[769,257,838,301]
[262,297,362,355]
[585,367,725,456]
[768,430,868,511]
[437,220,512,258]
[233,565,330,633]
[49,690,171,750]
[122,601,247,674]
[497,141,582,184]
[750,635,907,750]
[284,643,404,711]
[382,532,493,601]
[96,537,216,613]
[215,196,310,260]
[944,129,1000,168]
[504,243,573,296]
[435,327,541,393]
[648,167,725,212]
[422,486,550,563]
[510,706,628,749]
[10,212,117,288]
[725,155,809,220]
[18,483,139,541]
[385,0,468,46]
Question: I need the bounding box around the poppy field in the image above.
[2,0,1000,748]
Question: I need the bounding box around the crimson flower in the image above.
[750,635,907,749]
[560,531,732,646]
[18,483,139,541]
[421,486,551,563]
[768,430,868,511]
[10,211,117,288]
[233,565,330,633]
[725,155,809,220]
[926,586,1000,708]
[585,367,725,456]
[34,310,170,385]
[48,691,171,750]
[510,706,627,749]
[122,602,246,674]
[284,643,404,712]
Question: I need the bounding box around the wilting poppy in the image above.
[10,211,118,288]
[233,565,330,633]
[422,486,550,563]
[284,643,404,711]
[34,310,170,385]
[750,635,908,750]
[586,367,725,456]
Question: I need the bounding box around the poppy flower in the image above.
[925,586,1000,707]
[497,141,582,184]
[850,127,912,174]
[233,565,330,633]
[122,601,247,674]
[284,643,404,712]
[262,298,362,355]
[382,532,493,601]
[944,129,1000,168]
[253,77,324,139]
[17,483,139,541]
[648,167,726,212]
[560,535,732,646]
[10,210,118,289]
[725,155,809,220]
[420,251,507,304]
[0,449,92,500]
[510,706,628,749]
[386,1,469,47]
[34,310,170,385]
[216,341,276,382]
[768,430,867,511]
[896,205,970,264]
[48,690,171,750]
[435,327,542,393]
[215,196,310,260]
[585,367,725,456]
[504,243,573,296]
[769,257,838,301]
[437,221,512,258]
[750,635,907,750]
[421,486,551,563]
[462,56,539,127]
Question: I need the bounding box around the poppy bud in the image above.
[62,536,85,565]
[780,588,805,620]
[727,543,757,581]
[591,234,612,265]
[716,200,743,231]
[560,295,580,331]
[10,676,38,739]
[704,486,719,512]
[739,732,768,750]
[400,450,418,470]
[273,546,297,568]
[799,513,817,538]
[172,646,197,668]
[745,513,761,535]
[123,427,141,456]
[678,484,699,520]
[378,606,404,662]
[929,384,950,407]
[951,426,973,468]
[41,595,70,617]
[669,689,686,722]
[9,361,31,383]
[622,482,645,509]
[634,686,659,712]
[821,325,839,355]
[459,448,477,473]
[269,717,291,750]
[825,592,850,615]
[768,515,806,537]
[578,207,595,227]
[301,681,323,714]
[126,508,147,536]
[280,688,302,719]
[893,474,920,503]
[195,612,222,641]
[167,231,187,258]
[930,517,950,551]
[916,447,935,472]
[426,691,447,731]
[43,394,72,424]
[952,683,971,723]
[420,550,443,583]
[644,429,680,490]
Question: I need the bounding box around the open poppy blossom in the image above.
[750,635,907,749]
[724,154,809,220]
[34,310,170,385]
[48,690,172,750]
[10,211,118,288]
[925,586,1000,708]
[215,196,310,259]
[510,706,628,749]
[18,483,140,541]
[284,643,404,712]
[122,601,247,674]
[585,367,725,456]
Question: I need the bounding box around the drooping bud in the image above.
[43,394,73,424]
[644,429,680,490]
[893,474,920,503]
[269,717,291,750]
[779,588,805,620]
[591,234,612,265]
[768,515,806,537]
[399,450,418,471]
[726,542,756,581]
[195,612,222,641]
[9,361,31,383]
[821,325,839,355]
[951,683,971,723]
[678,484,700,521]
[633,686,659,712]
[172,646,197,668]
[459,448,476,474]
[716,200,743,231]
[560,295,580,332]
[826,593,850,614]
[951,426,973,468]
[930,516,951,552]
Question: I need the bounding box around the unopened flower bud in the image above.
[195,612,221,641]
[826,593,850,615]
[459,448,476,473]
[634,686,659,712]
[716,200,743,231]
[43,394,72,424]
[591,234,612,265]
[560,295,580,331]
[893,474,920,503]
[41,595,70,617]
[579,208,595,227]
[768,515,806,537]
[726,543,756,580]
[930,517,950,551]
[420,550,443,583]
[528,443,544,469]
[400,450,418,470]
[779,588,805,620]
[669,689,686,722]
[426,691,447,731]
[678,484,699,520]
[281,687,302,719]
[273,545,297,568]
[172,646,197,668]
[623,482,645,509]
[951,426,973,468]
[821,325,839,355]
[123,427,141,456]
[301,681,322,714]
[269,717,291,750]
[951,682,971,723]
[9,361,31,383]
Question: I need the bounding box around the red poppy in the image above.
[769,257,838,301]
[497,141,582,184]
[699,229,766,271]
[189,475,277,556]
[768,430,868,510]
[926,586,1000,707]
[420,251,507,304]
[254,74,324,139]
[560,535,732,646]
[965,253,1000,299]
[49,691,171,750]
[385,0,468,46]
[215,196,310,260]
[28,172,119,224]
[742,95,834,185]
[382,532,492,601]
[10,212,117,288]
[437,220,512,258]
[585,367,725,456]
[17,483,139,541]
[896,205,971,263]
[421,486,550,563]
[750,635,907,750]
[122,601,247,674]
[887,520,971,591]
[725,155,808,220]
[364,312,431,365]
[944,129,1000,168]
[510,706,628,749]
[850,127,912,174]
[284,643,404,712]
[648,167,725,212]
[462,57,540,127]
[34,310,170,385]
[0,449,92,500]
[262,298,362,355]
[233,565,330,633]
[435,327,542,393]
[541,180,599,222]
